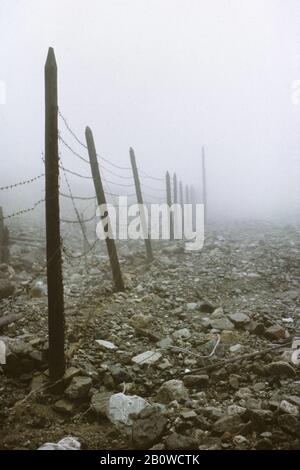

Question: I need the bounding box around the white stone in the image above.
[279,400,299,416]
[95,339,117,351]
[230,344,242,353]
[132,350,162,365]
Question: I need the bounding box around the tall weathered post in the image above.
[179,181,184,207]
[166,171,174,240]
[0,208,9,263]
[0,207,4,262]
[130,147,153,262]
[173,173,178,204]
[190,185,196,230]
[45,47,65,380]
[202,146,207,224]
[173,173,178,236]
[185,184,190,204]
[85,126,124,291]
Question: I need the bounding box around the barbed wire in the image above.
[0,174,44,191]
[140,170,164,182]
[58,110,132,171]
[60,213,96,224]
[60,191,96,201]
[141,181,165,192]
[101,176,135,188]
[62,238,99,259]
[59,134,90,164]
[60,160,93,249]
[100,164,133,180]
[59,163,92,180]
[58,109,88,149]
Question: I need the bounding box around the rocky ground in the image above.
[0,220,300,450]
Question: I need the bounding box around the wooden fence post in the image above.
[85,126,124,291]
[173,173,178,204]
[190,185,196,230]
[185,184,190,204]
[173,173,178,236]
[129,147,153,262]
[0,207,4,262]
[202,146,207,224]
[166,171,174,240]
[45,47,65,380]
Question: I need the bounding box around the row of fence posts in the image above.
[1,46,208,380]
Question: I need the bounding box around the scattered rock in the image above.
[265,361,296,378]
[265,325,287,340]
[279,400,299,416]
[106,393,148,425]
[129,313,152,329]
[65,376,92,400]
[209,317,234,331]
[132,350,162,365]
[212,415,243,434]
[95,339,117,351]
[91,391,112,418]
[228,312,250,326]
[132,412,168,448]
[165,433,199,450]
[172,328,191,340]
[183,374,209,388]
[157,380,189,403]
[53,399,76,415]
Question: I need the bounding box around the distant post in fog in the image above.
[202,146,207,224]
[166,171,174,240]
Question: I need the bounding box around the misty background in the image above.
[0,0,300,222]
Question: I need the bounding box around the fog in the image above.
[0,0,299,222]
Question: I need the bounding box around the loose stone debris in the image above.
[0,221,300,450]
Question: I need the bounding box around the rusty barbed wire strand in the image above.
[2,198,45,219]
[0,174,44,191]
[62,238,99,259]
[58,108,88,149]
[58,110,167,180]
[58,110,132,171]
[59,191,96,201]
[59,163,93,180]
[60,159,93,249]
[60,213,96,224]
[58,134,90,164]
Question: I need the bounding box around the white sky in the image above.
[0,0,299,220]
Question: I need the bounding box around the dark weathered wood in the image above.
[202,146,207,224]
[185,184,189,204]
[130,147,153,262]
[45,47,65,380]
[173,173,178,204]
[190,185,196,230]
[0,207,9,263]
[85,126,124,291]
[165,171,174,240]
[0,207,4,263]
